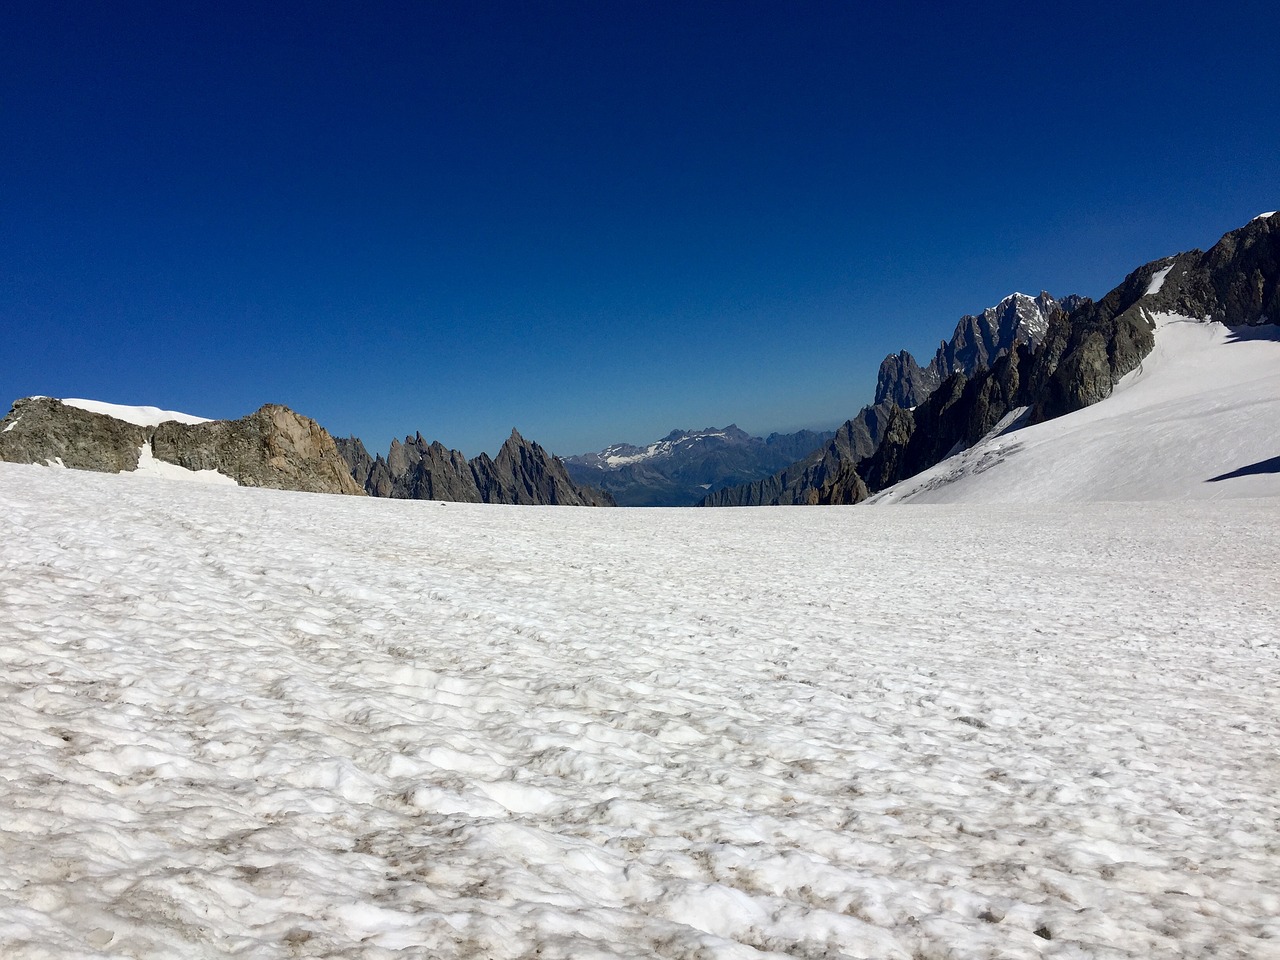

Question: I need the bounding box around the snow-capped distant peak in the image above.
[1253,211,1276,220]
[571,427,744,470]
[60,398,212,427]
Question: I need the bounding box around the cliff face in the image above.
[875,292,1077,409]
[151,405,365,495]
[0,398,364,496]
[0,398,151,473]
[340,429,614,506]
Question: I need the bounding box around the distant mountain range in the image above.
[704,211,1280,506]
[563,425,833,506]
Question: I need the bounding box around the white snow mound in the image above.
[871,314,1280,503]
[61,397,212,426]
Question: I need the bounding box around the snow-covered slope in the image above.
[871,315,1280,504]
[2,463,1278,958]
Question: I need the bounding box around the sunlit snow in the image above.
[871,315,1280,504]
[61,398,212,426]
[2,460,1278,958]
[126,442,237,486]
[1142,264,1174,297]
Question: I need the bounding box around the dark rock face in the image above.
[875,291,1069,408]
[341,429,613,506]
[0,398,365,495]
[1162,213,1280,326]
[0,397,149,472]
[564,425,834,507]
[875,351,939,412]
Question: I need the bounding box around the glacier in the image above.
[1,457,1277,958]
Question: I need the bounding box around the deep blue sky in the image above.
[3,1,1277,456]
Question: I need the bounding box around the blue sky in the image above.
[3,1,1277,457]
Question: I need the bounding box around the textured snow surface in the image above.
[60,398,212,426]
[872,316,1280,504]
[2,466,1279,958]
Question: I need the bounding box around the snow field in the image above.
[1,463,1278,958]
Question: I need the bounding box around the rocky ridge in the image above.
[703,212,1280,507]
[0,398,363,495]
[875,291,1079,409]
[338,430,614,506]
[701,292,1069,507]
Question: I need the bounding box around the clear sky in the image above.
[3,1,1277,457]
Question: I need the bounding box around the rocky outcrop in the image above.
[564,425,835,507]
[0,397,150,472]
[875,291,1075,409]
[875,351,938,412]
[0,398,364,495]
[341,429,614,506]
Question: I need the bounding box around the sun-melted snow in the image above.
[1,465,1278,958]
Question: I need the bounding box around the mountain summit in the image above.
[875,291,1080,409]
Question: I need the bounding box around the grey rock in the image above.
[0,397,149,472]
[875,351,939,410]
[0,398,365,496]
[876,291,1068,408]
[699,409,888,507]
[340,428,614,506]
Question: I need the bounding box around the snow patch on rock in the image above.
[127,442,237,485]
[62,398,212,426]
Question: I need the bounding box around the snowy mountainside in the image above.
[712,211,1280,508]
[870,314,1280,503]
[2,463,1278,957]
[564,424,833,506]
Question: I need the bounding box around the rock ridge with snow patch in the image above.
[0,397,364,495]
